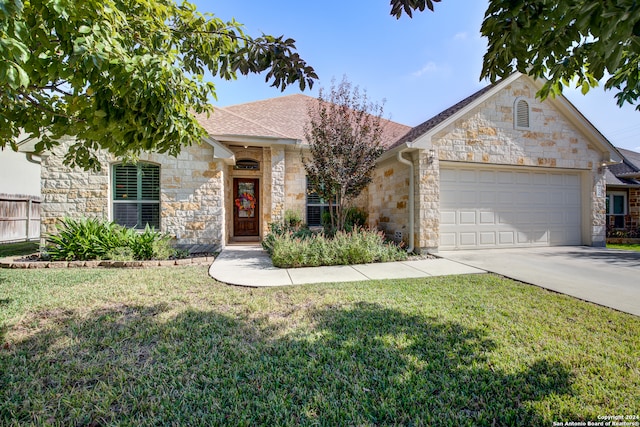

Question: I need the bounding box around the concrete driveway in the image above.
[440,246,640,317]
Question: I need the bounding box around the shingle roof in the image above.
[388,82,499,149]
[607,147,640,186]
[196,94,412,148]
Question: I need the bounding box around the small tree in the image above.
[303,77,385,232]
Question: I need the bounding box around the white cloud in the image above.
[453,32,468,41]
[411,61,439,78]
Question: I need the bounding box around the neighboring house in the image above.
[0,139,42,243]
[38,73,622,252]
[0,144,41,198]
[605,148,640,232]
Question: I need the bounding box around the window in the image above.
[514,98,530,129]
[606,191,627,229]
[306,179,335,227]
[112,163,160,229]
[234,159,260,170]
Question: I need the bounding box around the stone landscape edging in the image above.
[0,256,214,269]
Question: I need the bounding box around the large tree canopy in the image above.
[0,0,317,169]
[390,0,640,110]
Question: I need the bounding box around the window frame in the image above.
[112,162,161,230]
[606,191,627,216]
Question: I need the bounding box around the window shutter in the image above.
[114,165,138,200]
[139,164,160,200]
[113,163,161,229]
[515,99,529,128]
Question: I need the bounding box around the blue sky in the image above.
[193,0,640,151]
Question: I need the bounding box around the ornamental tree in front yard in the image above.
[303,77,385,232]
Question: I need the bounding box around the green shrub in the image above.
[105,246,135,261]
[268,227,407,268]
[47,218,129,261]
[262,221,314,254]
[344,207,368,230]
[284,210,303,229]
[47,218,176,261]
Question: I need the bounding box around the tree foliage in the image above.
[390,0,640,110]
[0,0,317,169]
[303,77,385,232]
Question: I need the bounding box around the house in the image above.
[0,139,42,243]
[38,73,622,252]
[605,148,640,233]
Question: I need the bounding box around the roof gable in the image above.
[389,73,622,164]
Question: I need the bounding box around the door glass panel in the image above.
[236,182,256,218]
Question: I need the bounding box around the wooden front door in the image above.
[233,178,259,237]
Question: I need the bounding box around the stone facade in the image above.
[368,156,411,244]
[40,76,612,252]
[41,139,225,247]
[284,148,307,220]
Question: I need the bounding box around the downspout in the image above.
[397,148,414,253]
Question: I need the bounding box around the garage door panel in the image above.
[440,166,582,250]
[441,210,456,225]
[499,231,515,244]
[459,232,477,246]
[459,211,476,224]
[479,191,496,204]
[497,171,513,184]
[479,211,495,224]
[440,233,456,247]
[479,171,495,183]
[479,232,496,245]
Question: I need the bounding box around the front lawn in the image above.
[607,243,640,252]
[1,267,638,426]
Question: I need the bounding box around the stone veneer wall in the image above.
[41,140,225,246]
[284,148,307,221]
[270,146,286,226]
[415,77,608,250]
[368,156,411,244]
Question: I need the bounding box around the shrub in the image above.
[262,220,314,254]
[47,218,176,261]
[268,227,407,268]
[284,210,303,229]
[47,218,129,261]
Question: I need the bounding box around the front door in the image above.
[233,178,259,237]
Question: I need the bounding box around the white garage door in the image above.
[440,165,582,250]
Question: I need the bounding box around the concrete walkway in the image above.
[208,245,485,287]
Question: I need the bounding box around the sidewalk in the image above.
[208,245,485,287]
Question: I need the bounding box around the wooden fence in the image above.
[0,194,41,243]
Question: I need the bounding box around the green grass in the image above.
[1,268,638,426]
[607,243,640,252]
[0,241,39,258]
